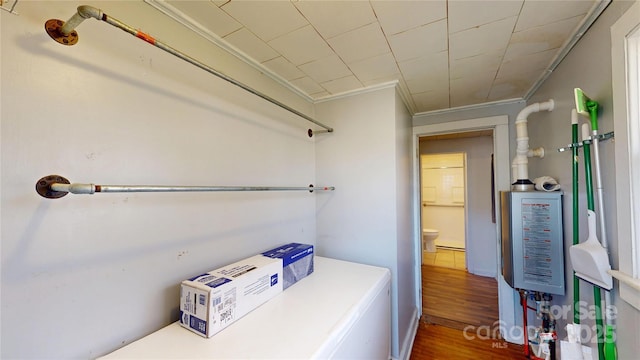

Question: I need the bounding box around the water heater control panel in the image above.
[501,191,565,295]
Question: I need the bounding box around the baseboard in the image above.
[468,268,497,278]
[393,307,419,360]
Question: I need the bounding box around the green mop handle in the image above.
[587,100,599,131]
[583,123,605,360]
[572,111,580,325]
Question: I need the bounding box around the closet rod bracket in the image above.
[45,19,79,46]
[36,175,72,199]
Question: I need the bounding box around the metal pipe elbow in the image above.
[77,5,104,20]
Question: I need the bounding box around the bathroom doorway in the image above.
[413,114,519,343]
[418,130,498,330]
[418,130,496,275]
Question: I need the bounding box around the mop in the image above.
[570,89,616,359]
[561,110,591,360]
[581,93,617,360]
[570,123,606,360]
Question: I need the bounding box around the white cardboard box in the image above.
[179,255,283,337]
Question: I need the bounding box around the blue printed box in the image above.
[179,255,283,338]
[261,243,314,290]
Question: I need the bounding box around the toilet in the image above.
[422,228,439,253]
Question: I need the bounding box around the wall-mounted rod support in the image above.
[44,5,333,135]
[36,175,335,199]
[307,129,331,138]
[557,131,614,152]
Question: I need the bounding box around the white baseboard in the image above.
[393,307,419,360]
[468,268,497,278]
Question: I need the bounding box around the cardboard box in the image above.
[261,243,314,290]
[179,255,283,337]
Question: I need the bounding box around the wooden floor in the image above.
[422,264,500,329]
[410,322,526,359]
[410,264,526,359]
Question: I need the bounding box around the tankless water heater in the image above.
[501,191,565,295]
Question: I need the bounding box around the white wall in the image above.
[393,89,417,360]
[1,2,319,358]
[420,136,496,276]
[315,86,416,359]
[525,1,639,357]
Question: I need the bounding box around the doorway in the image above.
[419,151,467,269]
[418,131,496,323]
[419,131,496,275]
[412,115,522,344]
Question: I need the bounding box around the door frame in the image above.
[412,115,523,344]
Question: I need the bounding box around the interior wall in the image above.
[393,89,417,360]
[1,2,318,358]
[419,136,496,276]
[314,86,416,360]
[525,1,639,357]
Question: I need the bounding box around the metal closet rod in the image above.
[44,5,333,136]
[36,175,335,199]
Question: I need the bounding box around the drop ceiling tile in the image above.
[449,16,517,60]
[450,51,502,80]
[262,57,304,81]
[290,76,325,95]
[450,73,494,106]
[448,0,523,34]
[298,55,352,83]
[398,51,448,79]
[268,25,334,66]
[388,19,447,62]
[321,76,363,94]
[488,82,521,100]
[223,28,279,63]
[294,1,376,39]
[349,52,400,83]
[504,16,582,61]
[497,48,556,79]
[327,22,390,64]
[489,69,542,101]
[515,0,595,31]
[220,1,308,42]
[412,89,449,112]
[371,0,446,35]
[489,70,540,100]
[405,72,448,94]
[166,0,242,37]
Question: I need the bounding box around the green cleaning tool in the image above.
[572,88,617,360]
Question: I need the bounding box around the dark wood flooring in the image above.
[410,264,526,359]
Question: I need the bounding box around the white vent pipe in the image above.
[512,99,555,190]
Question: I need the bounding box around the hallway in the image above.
[410,265,525,359]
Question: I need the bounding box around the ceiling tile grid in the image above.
[158,0,600,113]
